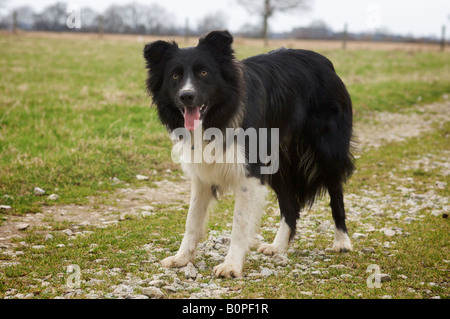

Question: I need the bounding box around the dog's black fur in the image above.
[144,31,355,259]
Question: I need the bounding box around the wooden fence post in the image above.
[440,25,446,52]
[342,23,348,50]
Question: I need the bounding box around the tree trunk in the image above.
[263,13,269,46]
[263,0,270,46]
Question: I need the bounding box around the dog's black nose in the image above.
[179,91,196,106]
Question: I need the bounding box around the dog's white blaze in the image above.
[332,228,353,252]
[181,76,195,92]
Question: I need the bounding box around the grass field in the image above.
[0,33,448,299]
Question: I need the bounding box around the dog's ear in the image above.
[198,30,234,56]
[143,40,178,67]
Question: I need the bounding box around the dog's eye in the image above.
[200,70,208,76]
[171,73,180,80]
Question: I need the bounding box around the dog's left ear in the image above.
[198,30,234,56]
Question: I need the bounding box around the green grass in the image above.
[0,34,449,299]
[1,36,449,214]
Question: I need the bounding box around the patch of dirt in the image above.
[0,180,190,249]
[355,101,450,151]
[0,101,448,249]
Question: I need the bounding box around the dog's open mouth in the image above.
[183,104,208,131]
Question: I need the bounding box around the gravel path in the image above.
[1,101,448,299]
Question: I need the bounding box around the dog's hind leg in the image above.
[161,178,213,268]
[328,185,353,252]
[258,191,299,256]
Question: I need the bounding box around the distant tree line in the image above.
[0,0,443,43]
[0,1,228,36]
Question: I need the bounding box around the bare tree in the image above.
[103,5,125,33]
[196,11,228,35]
[13,5,35,30]
[143,3,174,35]
[238,0,311,45]
[34,2,67,31]
[80,7,99,32]
[102,3,174,35]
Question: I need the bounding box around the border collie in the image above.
[143,31,355,278]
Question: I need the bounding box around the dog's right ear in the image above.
[143,40,178,68]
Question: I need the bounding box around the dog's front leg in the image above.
[161,178,213,268]
[213,178,268,278]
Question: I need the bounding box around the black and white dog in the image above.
[143,31,355,278]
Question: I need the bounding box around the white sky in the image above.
[3,0,450,38]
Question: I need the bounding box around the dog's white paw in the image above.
[257,243,282,256]
[161,255,192,268]
[332,230,353,253]
[213,263,243,279]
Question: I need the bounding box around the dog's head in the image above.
[144,31,243,132]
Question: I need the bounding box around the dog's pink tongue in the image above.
[184,107,200,131]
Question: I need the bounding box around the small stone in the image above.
[112,284,133,296]
[272,254,289,266]
[230,283,243,291]
[310,270,321,277]
[141,211,154,217]
[317,220,331,233]
[34,187,46,195]
[382,228,396,237]
[110,177,121,184]
[404,217,415,223]
[361,247,375,254]
[300,291,312,296]
[163,285,177,293]
[17,223,30,231]
[45,234,53,241]
[0,205,12,211]
[196,260,207,271]
[62,229,73,236]
[431,210,443,217]
[397,274,407,280]
[329,264,347,269]
[48,194,59,200]
[141,287,164,299]
[260,267,274,277]
[32,245,45,249]
[379,274,391,283]
[148,280,165,288]
[352,233,367,240]
[183,262,198,279]
[136,175,149,181]
[382,295,392,299]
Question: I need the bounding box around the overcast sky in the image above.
[3,0,450,38]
